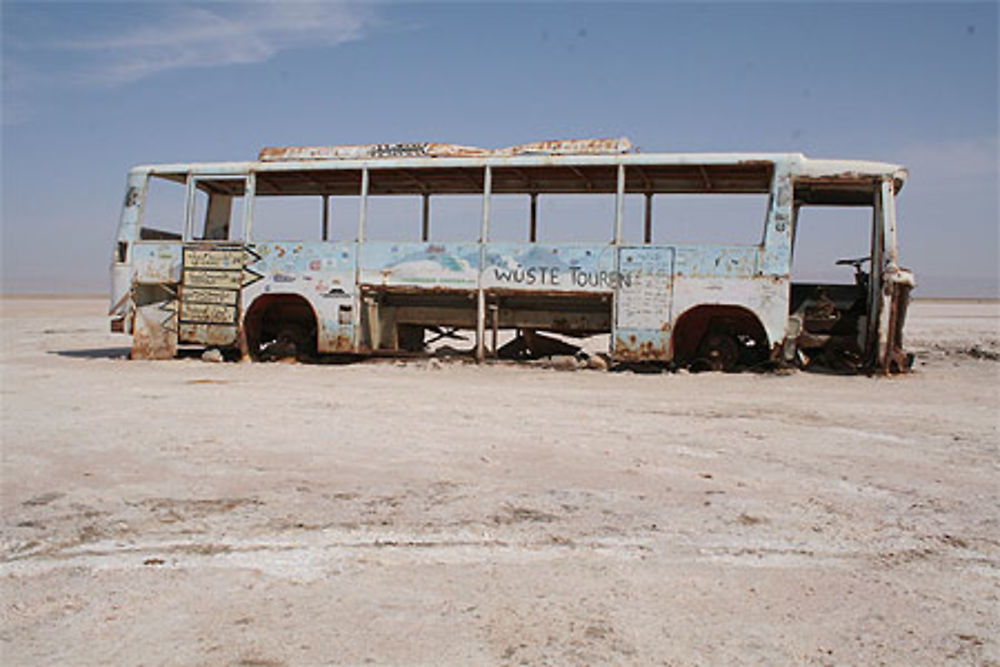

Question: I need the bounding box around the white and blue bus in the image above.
[110,138,914,372]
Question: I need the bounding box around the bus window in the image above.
[332,196,360,241]
[251,196,324,242]
[190,186,210,239]
[487,195,532,242]
[140,175,186,240]
[654,194,768,246]
[536,194,616,242]
[366,196,424,241]
[188,177,246,241]
[792,205,873,284]
[425,195,483,241]
[621,194,648,244]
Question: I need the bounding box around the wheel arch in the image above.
[671,304,769,366]
[242,292,320,358]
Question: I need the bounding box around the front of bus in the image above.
[789,157,915,373]
[108,168,147,336]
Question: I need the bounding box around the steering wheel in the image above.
[835,256,870,285]
[835,256,870,270]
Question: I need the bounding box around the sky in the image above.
[2,1,997,296]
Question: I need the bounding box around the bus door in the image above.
[177,174,259,349]
[614,246,676,361]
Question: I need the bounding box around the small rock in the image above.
[427,359,443,370]
[23,491,64,507]
[201,348,224,363]
[547,355,579,371]
[585,354,609,371]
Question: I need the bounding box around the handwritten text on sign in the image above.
[493,266,634,288]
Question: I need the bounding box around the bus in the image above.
[109,138,915,373]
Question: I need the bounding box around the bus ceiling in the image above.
[794,176,906,206]
[150,163,775,198]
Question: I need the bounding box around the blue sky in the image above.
[2,1,997,295]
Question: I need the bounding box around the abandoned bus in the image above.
[109,138,915,372]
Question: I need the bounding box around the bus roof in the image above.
[132,140,906,200]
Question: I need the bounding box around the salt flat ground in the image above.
[1,297,997,666]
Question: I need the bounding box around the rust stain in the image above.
[323,334,356,353]
[361,285,478,297]
[178,323,239,347]
[615,336,669,362]
[131,300,177,360]
[131,334,172,361]
[487,287,612,300]
[882,281,914,374]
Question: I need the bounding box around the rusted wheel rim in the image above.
[700,332,740,372]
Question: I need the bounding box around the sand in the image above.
[1,297,997,665]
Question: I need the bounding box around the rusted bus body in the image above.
[109,141,915,372]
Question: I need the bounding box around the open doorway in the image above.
[789,202,875,369]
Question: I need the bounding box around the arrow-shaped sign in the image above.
[242,266,265,288]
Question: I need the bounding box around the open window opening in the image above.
[535,194,616,243]
[249,168,362,242]
[652,194,769,247]
[423,195,483,242]
[487,195,533,243]
[365,195,425,241]
[620,194,651,244]
[187,177,246,242]
[791,205,874,285]
[140,175,186,240]
[252,196,327,242]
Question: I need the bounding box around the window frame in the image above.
[184,173,255,242]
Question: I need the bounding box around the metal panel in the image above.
[359,242,480,289]
[178,323,238,347]
[132,298,177,360]
[673,246,760,278]
[242,241,358,353]
[614,247,675,360]
[132,243,182,284]
[483,243,617,293]
[616,247,675,330]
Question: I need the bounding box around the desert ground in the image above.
[1,296,997,666]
